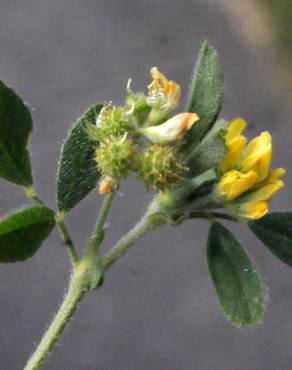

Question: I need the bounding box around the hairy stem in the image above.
[104,199,163,269]
[56,219,79,266]
[23,263,90,370]
[189,211,239,223]
[25,186,45,206]
[85,193,115,257]
[23,197,161,370]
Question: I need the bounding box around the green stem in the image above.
[95,193,115,236]
[23,197,160,370]
[84,192,115,257]
[189,211,239,223]
[23,263,90,370]
[25,186,45,206]
[56,219,79,266]
[104,199,162,270]
[208,211,239,222]
[25,186,79,267]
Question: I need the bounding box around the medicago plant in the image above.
[0,42,291,370]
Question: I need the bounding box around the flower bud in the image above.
[141,112,199,144]
[99,176,116,195]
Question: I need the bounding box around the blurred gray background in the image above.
[0,0,292,369]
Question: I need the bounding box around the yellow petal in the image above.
[217,169,257,200]
[261,167,286,186]
[147,67,181,109]
[219,117,247,173]
[226,117,246,143]
[166,81,181,107]
[141,112,199,144]
[237,168,284,220]
[243,131,271,158]
[164,112,199,132]
[240,131,272,181]
[149,66,168,84]
[240,201,268,220]
[220,136,247,173]
[245,180,284,203]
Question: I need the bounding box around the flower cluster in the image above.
[87,68,285,222]
[87,68,198,194]
[216,118,285,219]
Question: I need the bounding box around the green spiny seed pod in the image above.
[96,105,133,137]
[95,136,136,181]
[137,144,188,191]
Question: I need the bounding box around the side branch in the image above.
[104,199,163,269]
[56,219,79,266]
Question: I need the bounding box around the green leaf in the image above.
[57,103,103,212]
[249,212,292,267]
[0,206,55,262]
[187,120,227,175]
[183,41,224,153]
[207,222,266,327]
[0,81,33,186]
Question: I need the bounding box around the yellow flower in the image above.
[239,201,268,220]
[217,117,285,220]
[141,112,199,144]
[239,168,285,219]
[147,67,181,111]
[218,170,257,201]
[219,117,247,173]
[240,131,272,182]
[259,167,286,187]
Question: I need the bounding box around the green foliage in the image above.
[57,103,103,212]
[0,206,55,262]
[249,212,292,267]
[183,41,224,153]
[0,81,33,186]
[0,42,288,364]
[207,222,266,327]
[187,125,226,175]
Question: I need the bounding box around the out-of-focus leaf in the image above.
[0,81,33,186]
